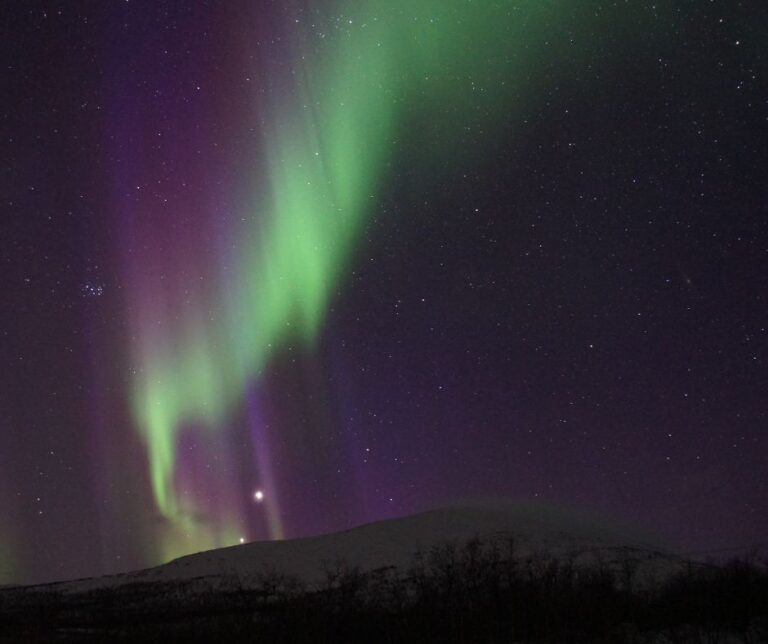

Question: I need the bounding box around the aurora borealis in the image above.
[2,1,767,584]
[127,0,603,563]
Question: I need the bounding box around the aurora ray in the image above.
[124,0,664,559]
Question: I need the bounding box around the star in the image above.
[81,283,104,298]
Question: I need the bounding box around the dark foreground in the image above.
[1,540,767,643]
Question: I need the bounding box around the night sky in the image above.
[2,0,766,585]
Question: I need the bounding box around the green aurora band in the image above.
[129,0,664,559]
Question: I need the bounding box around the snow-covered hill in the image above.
[23,499,687,595]
[3,501,763,644]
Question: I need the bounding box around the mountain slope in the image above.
[5,501,763,643]
[25,499,684,594]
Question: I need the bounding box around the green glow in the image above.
[0,538,14,584]
[130,0,662,557]
[156,511,244,565]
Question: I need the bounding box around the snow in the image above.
[14,499,688,594]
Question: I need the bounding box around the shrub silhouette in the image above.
[0,539,766,642]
